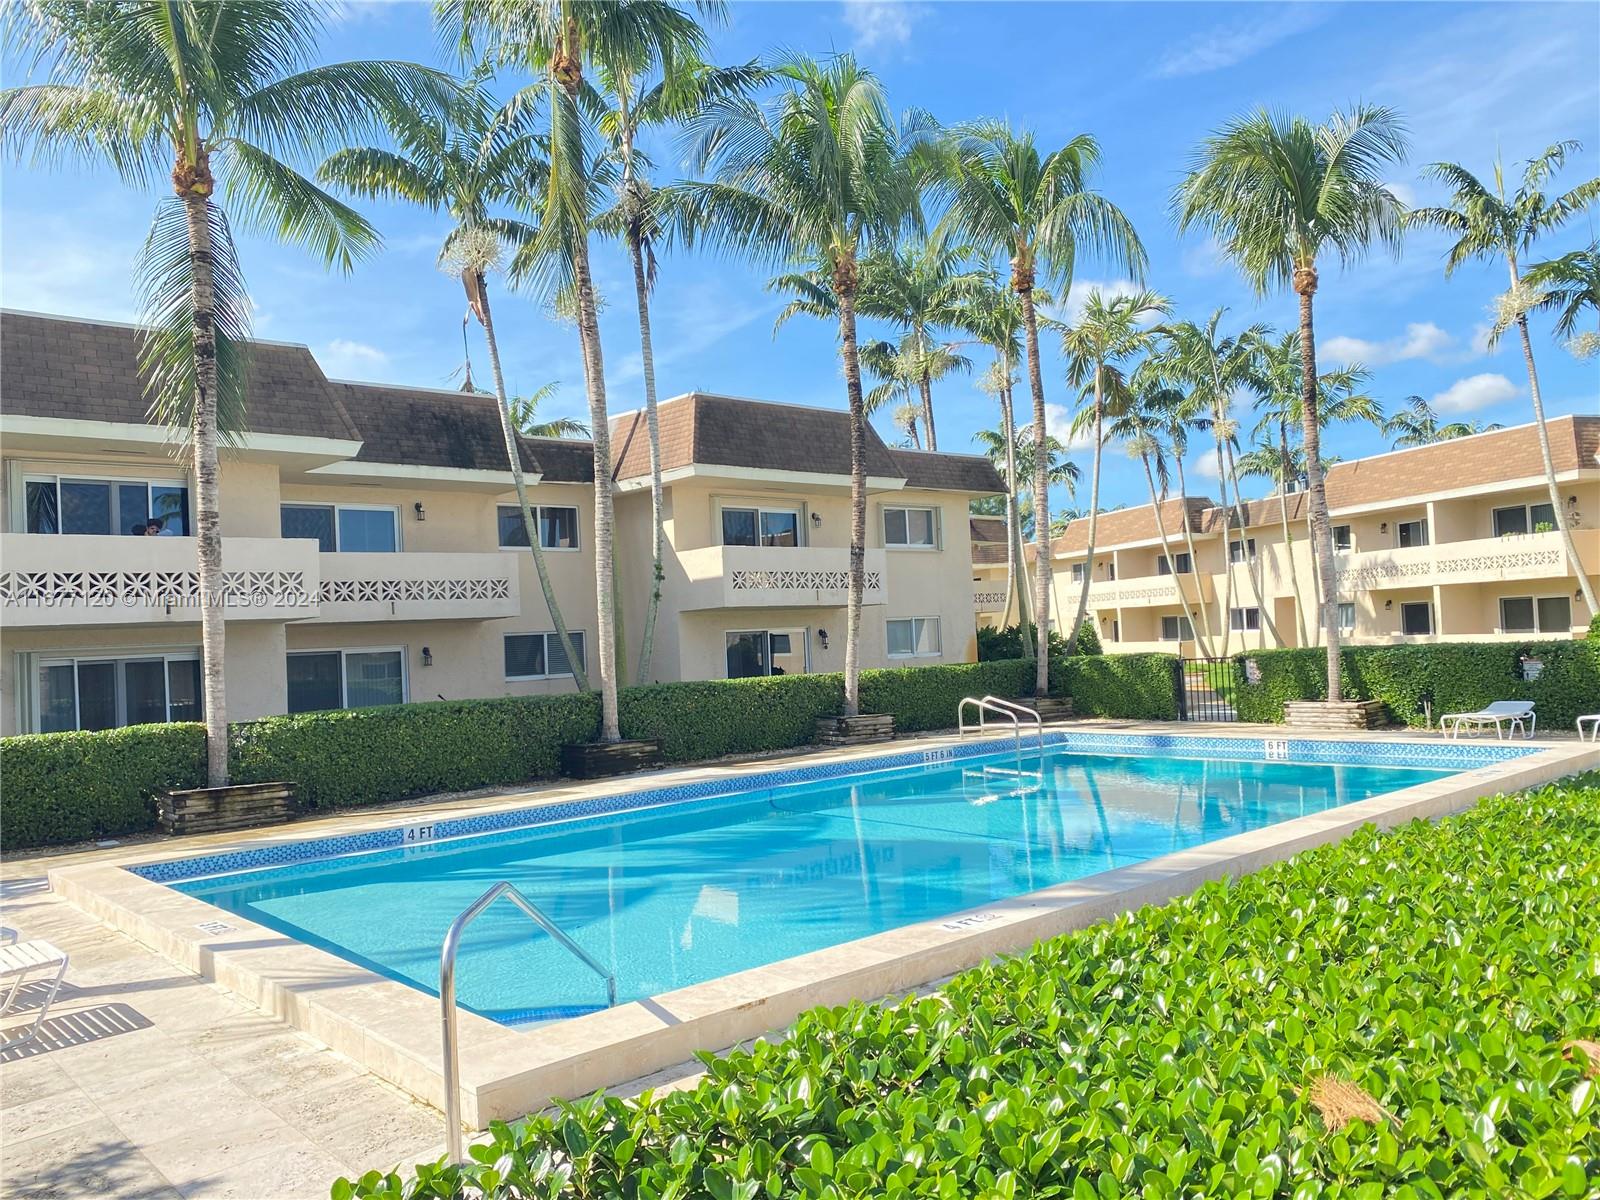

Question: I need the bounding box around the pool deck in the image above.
[3,720,1595,1199]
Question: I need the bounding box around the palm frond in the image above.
[223,140,380,271]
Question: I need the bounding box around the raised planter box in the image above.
[1017,697,1075,723]
[158,782,298,836]
[560,739,664,779]
[814,714,896,747]
[1283,700,1390,730]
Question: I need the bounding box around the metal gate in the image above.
[1177,657,1239,722]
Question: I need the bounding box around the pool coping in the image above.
[46,724,1599,1130]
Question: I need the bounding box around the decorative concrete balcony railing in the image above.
[973,584,1008,613]
[310,551,519,623]
[1082,574,1216,609]
[1331,529,1597,595]
[0,533,319,628]
[677,544,887,610]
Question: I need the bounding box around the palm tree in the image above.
[1176,105,1408,703]
[1061,287,1169,658]
[1382,394,1505,447]
[972,425,1081,537]
[863,335,970,434]
[1410,141,1598,616]
[3,1,453,784]
[319,83,592,691]
[945,121,1145,690]
[1522,241,1600,359]
[509,382,590,438]
[680,53,924,717]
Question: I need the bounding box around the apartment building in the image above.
[0,310,1001,736]
[972,416,1600,655]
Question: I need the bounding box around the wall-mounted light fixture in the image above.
[1384,600,1393,610]
[421,646,433,667]
[817,628,830,650]
[810,512,822,528]
[1379,522,1388,534]
[414,502,427,522]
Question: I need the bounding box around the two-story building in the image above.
[0,310,1002,735]
[973,417,1600,655]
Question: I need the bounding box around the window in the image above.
[1109,619,1120,643]
[1102,560,1116,580]
[1229,537,1257,564]
[1500,595,1572,633]
[281,504,398,552]
[1160,615,1194,641]
[1337,602,1356,632]
[1229,607,1261,633]
[1396,519,1429,549]
[504,631,587,680]
[883,506,938,548]
[1492,503,1558,537]
[24,475,190,536]
[1156,552,1192,575]
[886,616,942,658]
[1071,563,1086,584]
[498,504,581,550]
[33,653,200,733]
[1400,602,1433,636]
[720,505,801,548]
[1332,524,1352,552]
[287,649,405,713]
[724,629,808,678]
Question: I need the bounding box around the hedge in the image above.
[336,773,1600,1199]
[1233,639,1600,728]
[859,658,1034,732]
[0,722,206,851]
[620,674,845,763]
[1052,651,1181,720]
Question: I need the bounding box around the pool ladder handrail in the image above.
[440,880,616,1163]
[958,694,1044,751]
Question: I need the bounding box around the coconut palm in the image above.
[679,53,925,717]
[1176,105,1408,701]
[1409,141,1597,615]
[944,121,1145,689]
[2,0,454,783]
[1060,287,1169,658]
[1522,241,1600,359]
[319,84,592,691]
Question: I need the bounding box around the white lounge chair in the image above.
[0,937,69,1050]
[1579,714,1600,742]
[1440,700,1536,740]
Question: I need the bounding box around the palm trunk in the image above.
[478,280,589,691]
[1510,254,1598,615]
[181,192,228,787]
[626,229,667,684]
[1213,436,1235,656]
[571,234,621,741]
[1224,441,1282,649]
[918,360,937,451]
[1138,447,1204,654]
[837,268,866,717]
[1276,419,1309,646]
[1171,455,1216,656]
[1295,276,1342,703]
[1018,283,1051,690]
[999,378,1020,629]
[1066,362,1103,664]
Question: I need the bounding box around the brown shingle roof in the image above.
[888,448,1005,494]
[1,309,360,442]
[1044,497,1217,558]
[969,515,1007,543]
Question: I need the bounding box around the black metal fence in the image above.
[1176,658,1239,722]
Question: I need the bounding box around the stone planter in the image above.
[814,714,895,747]
[1282,700,1389,731]
[560,739,664,779]
[158,782,298,836]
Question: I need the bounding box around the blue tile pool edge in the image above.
[129,731,1538,885]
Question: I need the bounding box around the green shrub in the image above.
[1070,618,1102,656]
[336,774,1600,1200]
[859,659,1034,732]
[621,674,845,762]
[230,693,600,809]
[0,723,205,851]
[1052,652,1180,719]
[1590,612,1600,645]
[976,622,1067,662]
[1234,639,1600,727]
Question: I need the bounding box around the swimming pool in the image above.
[152,733,1529,1027]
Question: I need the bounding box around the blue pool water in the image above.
[166,739,1472,1025]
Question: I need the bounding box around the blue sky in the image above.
[3,0,1597,512]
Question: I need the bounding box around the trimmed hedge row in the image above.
[1233,639,1600,727]
[619,675,844,763]
[338,774,1600,1199]
[1051,651,1181,720]
[860,658,1035,733]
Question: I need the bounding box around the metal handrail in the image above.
[982,695,1045,750]
[440,881,616,1162]
[958,694,1044,751]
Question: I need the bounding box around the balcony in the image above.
[0,533,319,629]
[1081,574,1216,609]
[973,583,1007,613]
[309,551,519,623]
[1331,530,1598,594]
[676,544,887,610]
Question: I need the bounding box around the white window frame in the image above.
[22,471,192,536]
[1498,594,1572,635]
[503,631,587,680]
[1332,524,1352,553]
[281,502,401,552]
[1156,552,1192,576]
[1399,601,1433,637]
[886,615,942,658]
[1395,518,1429,549]
[27,650,201,733]
[1337,602,1356,632]
[1491,502,1558,538]
[722,628,811,678]
[1229,607,1261,633]
[882,505,941,550]
[286,646,408,711]
[1070,563,1086,584]
[716,501,805,549]
[1159,614,1193,641]
[497,504,583,551]
[1228,537,1257,564]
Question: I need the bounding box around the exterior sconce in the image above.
[1384,599,1393,610]
[414,502,426,521]
[810,512,822,528]
[1379,522,1388,533]
[817,629,830,650]
[421,646,433,667]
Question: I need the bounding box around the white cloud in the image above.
[1432,372,1519,413]
[1043,402,1095,450]
[1179,237,1227,279]
[1153,5,1329,77]
[1055,279,1157,328]
[0,216,138,322]
[319,338,390,378]
[840,0,918,49]
[1322,321,1460,367]
[1384,179,1419,209]
[1470,321,1500,356]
